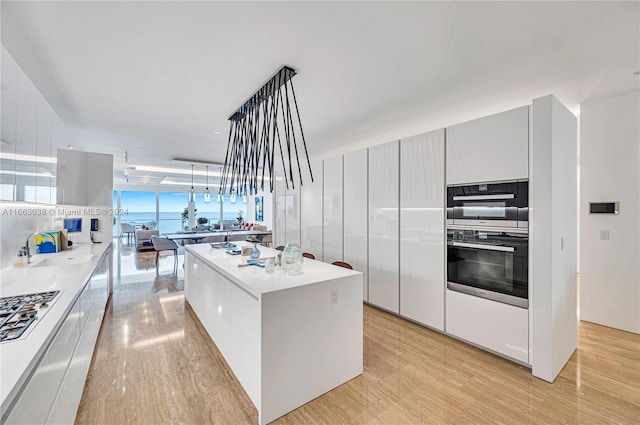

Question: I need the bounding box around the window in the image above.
[120,191,156,229]
[158,192,187,233]
[112,190,251,234]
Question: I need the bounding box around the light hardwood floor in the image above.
[76,246,640,424]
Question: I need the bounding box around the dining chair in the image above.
[151,235,179,274]
[275,245,285,251]
[302,252,315,260]
[260,234,272,247]
[119,223,135,245]
[331,261,353,270]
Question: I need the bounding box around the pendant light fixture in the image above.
[217,167,223,203]
[188,164,196,204]
[203,166,211,203]
[230,188,237,204]
[220,65,313,198]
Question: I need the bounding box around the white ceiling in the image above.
[2,1,638,189]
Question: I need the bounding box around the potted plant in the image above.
[236,210,244,224]
[197,217,209,225]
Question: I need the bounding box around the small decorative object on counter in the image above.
[264,258,275,273]
[281,242,303,275]
[250,243,261,260]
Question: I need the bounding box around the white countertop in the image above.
[0,242,111,415]
[185,243,361,299]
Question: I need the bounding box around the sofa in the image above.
[136,229,159,250]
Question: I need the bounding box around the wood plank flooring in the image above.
[76,248,640,424]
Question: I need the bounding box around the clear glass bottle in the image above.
[281,242,303,275]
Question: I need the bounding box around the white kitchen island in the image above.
[184,243,363,425]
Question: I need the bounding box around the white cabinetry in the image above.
[36,96,52,204]
[56,149,113,206]
[446,106,529,184]
[1,46,61,203]
[368,141,399,313]
[400,130,445,330]
[285,185,301,246]
[273,170,287,247]
[1,46,18,200]
[323,156,343,264]
[300,159,323,259]
[446,290,529,363]
[15,64,38,199]
[343,149,368,301]
[5,247,111,425]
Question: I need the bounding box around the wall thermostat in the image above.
[589,202,619,214]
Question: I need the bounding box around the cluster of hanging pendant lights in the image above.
[189,164,246,205]
[220,66,314,197]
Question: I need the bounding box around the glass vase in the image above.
[281,242,303,275]
[250,243,261,260]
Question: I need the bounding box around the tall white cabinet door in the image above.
[368,141,399,313]
[273,170,287,247]
[1,46,17,200]
[446,106,529,184]
[36,96,52,204]
[300,159,323,259]
[285,185,301,246]
[400,130,445,330]
[16,66,38,199]
[323,156,343,264]
[343,149,368,301]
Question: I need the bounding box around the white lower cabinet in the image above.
[5,248,111,425]
[445,290,529,364]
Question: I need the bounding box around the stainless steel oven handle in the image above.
[452,194,515,201]
[451,241,515,252]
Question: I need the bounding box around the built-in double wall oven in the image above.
[446,179,529,309]
[447,180,528,228]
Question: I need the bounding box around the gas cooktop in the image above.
[0,290,61,342]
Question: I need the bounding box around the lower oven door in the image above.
[447,241,528,308]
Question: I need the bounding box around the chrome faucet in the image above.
[23,232,40,264]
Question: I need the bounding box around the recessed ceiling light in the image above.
[212,130,221,135]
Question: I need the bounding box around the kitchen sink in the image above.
[31,254,94,268]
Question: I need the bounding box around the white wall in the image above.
[0,202,113,269]
[580,90,640,334]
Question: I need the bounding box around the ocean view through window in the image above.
[113,190,248,236]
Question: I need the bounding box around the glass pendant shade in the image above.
[216,189,223,204]
[230,189,237,204]
[189,165,196,204]
[242,194,248,204]
[203,166,211,203]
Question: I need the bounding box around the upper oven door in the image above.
[447,180,527,228]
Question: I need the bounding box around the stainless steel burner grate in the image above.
[0,290,61,342]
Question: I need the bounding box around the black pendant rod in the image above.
[288,78,314,183]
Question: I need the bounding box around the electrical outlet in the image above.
[330,288,338,305]
[599,230,610,241]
